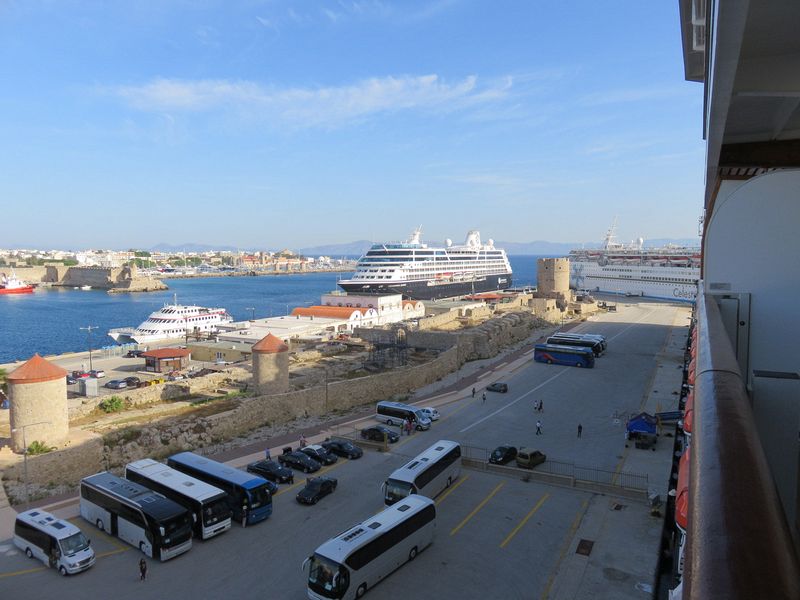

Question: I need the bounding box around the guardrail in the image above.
[461,445,649,497]
[684,294,800,599]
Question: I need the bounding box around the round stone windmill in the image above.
[252,333,289,395]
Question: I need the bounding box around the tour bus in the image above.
[14,509,96,576]
[550,331,607,352]
[375,401,431,430]
[533,343,596,368]
[167,451,272,526]
[383,440,461,505]
[546,334,604,357]
[304,495,436,600]
[125,458,233,540]
[79,472,193,561]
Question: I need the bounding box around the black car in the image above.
[278,451,321,474]
[126,350,145,358]
[321,439,364,459]
[124,376,141,387]
[489,445,518,465]
[246,459,294,484]
[66,375,78,385]
[360,425,399,444]
[296,476,338,505]
[300,445,338,466]
[486,382,509,393]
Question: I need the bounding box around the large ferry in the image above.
[338,228,512,300]
[0,270,34,295]
[569,223,701,302]
[108,297,233,344]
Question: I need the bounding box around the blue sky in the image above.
[0,1,705,250]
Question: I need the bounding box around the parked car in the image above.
[360,425,399,444]
[419,407,440,421]
[489,445,518,465]
[300,444,338,465]
[71,370,90,379]
[66,375,78,385]
[515,448,546,469]
[486,382,509,393]
[278,450,321,474]
[124,376,140,387]
[321,439,363,460]
[104,379,127,390]
[125,350,145,358]
[88,370,106,379]
[296,477,338,505]
[246,460,294,484]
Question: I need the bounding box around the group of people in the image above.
[401,416,416,435]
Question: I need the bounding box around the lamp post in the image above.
[12,420,51,508]
[79,325,98,372]
[246,307,255,321]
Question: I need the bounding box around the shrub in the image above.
[27,440,55,455]
[99,395,125,413]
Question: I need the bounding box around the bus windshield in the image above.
[203,497,232,527]
[308,554,348,599]
[385,479,414,504]
[59,532,90,556]
[247,485,271,510]
[156,513,192,543]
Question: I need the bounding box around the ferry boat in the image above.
[569,222,701,302]
[108,297,233,344]
[338,228,513,300]
[0,270,34,295]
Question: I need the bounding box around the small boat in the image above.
[0,270,34,295]
[80,285,92,290]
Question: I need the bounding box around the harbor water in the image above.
[0,256,544,364]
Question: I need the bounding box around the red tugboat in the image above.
[0,270,34,295]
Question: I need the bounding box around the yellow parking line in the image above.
[435,475,469,506]
[273,458,349,497]
[449,482,504,536]
[0,565,48,579]
[499,493,549,548]
[539,499,590,600]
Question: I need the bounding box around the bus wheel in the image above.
[446,477,452,488]
[576,362,582,367]
[386,419,394,426]
[96,519,104,532]
[356,583,367,598]
[139,542,146,554]
[546,359,553,364]
[59,566,68,576]
[409,546,418,561]
[25,547,33,558]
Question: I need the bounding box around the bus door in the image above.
[110,513,119,537]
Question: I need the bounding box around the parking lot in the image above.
[0,300,689,599]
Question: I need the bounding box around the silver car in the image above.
[419,407,440,421]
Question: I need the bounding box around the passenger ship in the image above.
[569,223,701,302]
[108,297,233,344]
[338,228,513,301]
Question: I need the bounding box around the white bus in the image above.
[125,458,233,540]
[14,509,95,576]
[304,495,436,600]
[383,440,461,505]
[375,401,431,430]
[80,472,193,561]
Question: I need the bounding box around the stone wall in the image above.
[2,434,104,486]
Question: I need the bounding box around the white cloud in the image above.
[107,74,510,128]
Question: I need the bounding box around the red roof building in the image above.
[140,348,191,373]
[7,354,68,384]
[252,333,289,354]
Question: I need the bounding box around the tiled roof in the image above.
[7,354,68,384]
[140,348,191,359]
[252,333,289,354]
[291,306,368,319]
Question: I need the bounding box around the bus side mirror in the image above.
[87,539,91,546]
[159,526,165,536]
[301,557,311,572]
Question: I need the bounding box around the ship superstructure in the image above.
[338,228,513,300]
[569,222,700,302]
[109,298,233,344]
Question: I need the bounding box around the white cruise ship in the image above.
[338,228,512,300]
[569,223,701,302]
[109,298,233,345]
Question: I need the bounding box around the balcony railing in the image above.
[686,293,800,598]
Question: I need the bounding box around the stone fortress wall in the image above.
[8,265,166,292]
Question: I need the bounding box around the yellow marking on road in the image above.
[273,459,349,497]
[539,498,590,600]
[449,482,505,536]
[437,396,477,423]
[435,475,469,506]
[499,493,549,548]
[95,547,129,559]
[0,565,48,579]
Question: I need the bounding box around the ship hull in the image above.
[338,274,512,301]
[570,263,698,303]
[0,286,34,295]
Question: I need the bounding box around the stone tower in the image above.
[252,333,289,395]
[537,257,570,296]
[8,354,69,453]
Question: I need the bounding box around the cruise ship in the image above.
[569,223,700,302]
[338,228,513,300]
[108,298,233,345]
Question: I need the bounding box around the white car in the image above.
[419,407,440,421]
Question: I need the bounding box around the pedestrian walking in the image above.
[472,387,476,398]
[265,447,271,461]
[577,424,583,438]
[405,418,413,436]
[536,420,542,435]
[482,392,486,404]
[538,399,544,412]
[299,434,307,447]
[139,558,147,581]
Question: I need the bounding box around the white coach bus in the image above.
[383,440,461,505]
[304,495,436,599]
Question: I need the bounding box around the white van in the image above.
[376,401,432,430]
[14,509,95,575]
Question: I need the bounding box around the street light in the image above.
[246,307,255,321]
[79,325,98,372]
[12,420,51,508]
